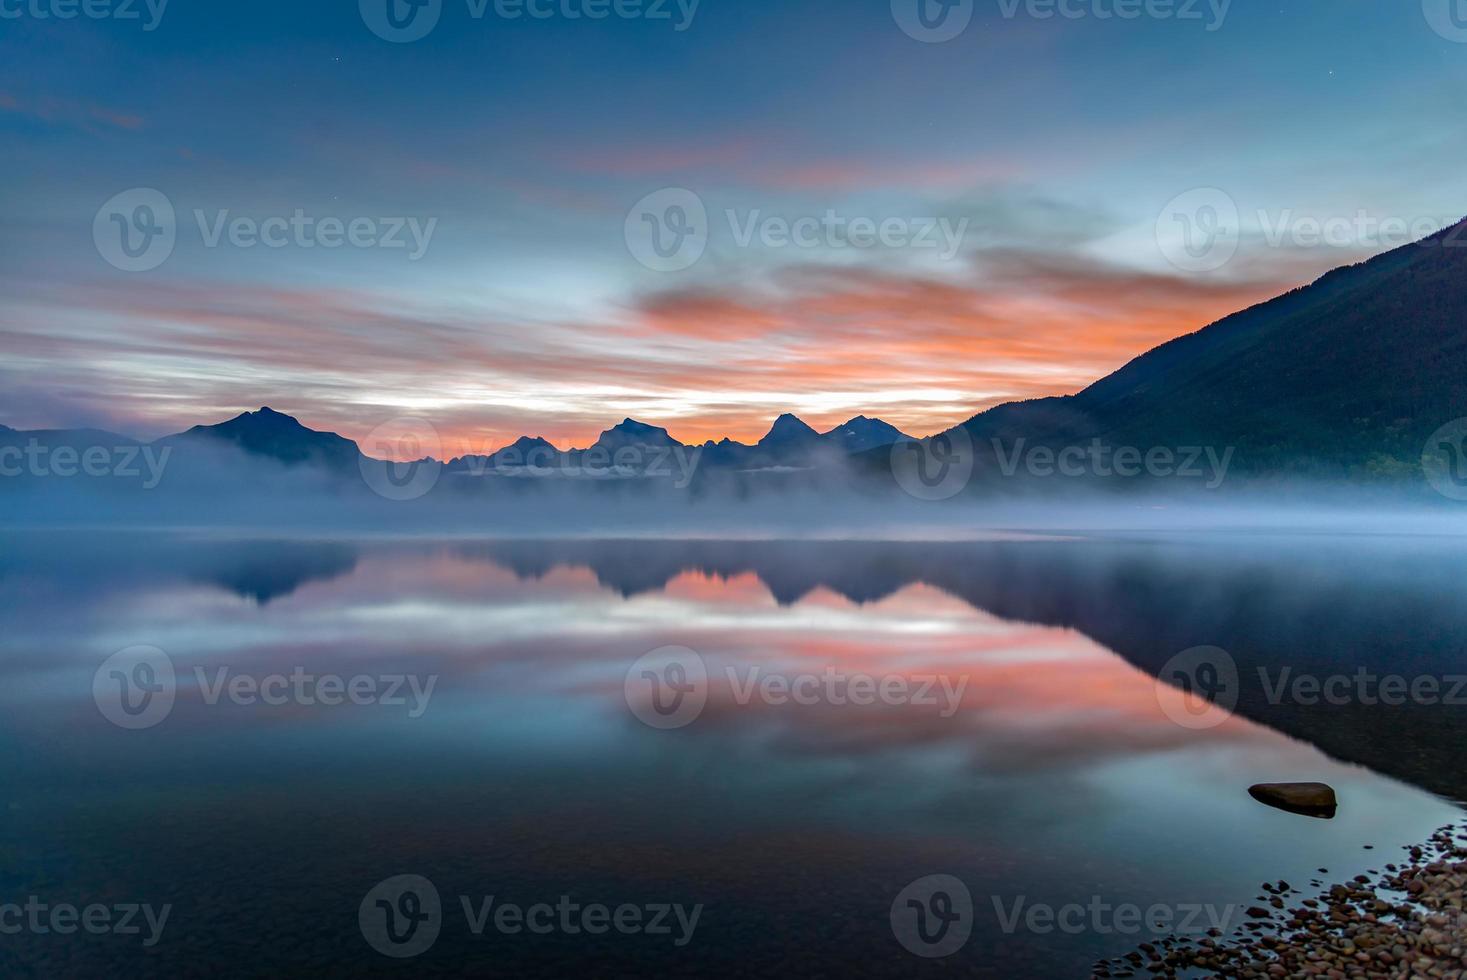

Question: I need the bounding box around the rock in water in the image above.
[1248,782,1338,818]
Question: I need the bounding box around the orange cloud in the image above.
[3,251,1299,451]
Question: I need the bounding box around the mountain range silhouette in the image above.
[5,221,1467,489]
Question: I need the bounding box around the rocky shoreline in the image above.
[1096,823,1467,979]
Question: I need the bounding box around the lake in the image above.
[0,530,1463,977]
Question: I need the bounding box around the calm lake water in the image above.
[1,530,1463,977]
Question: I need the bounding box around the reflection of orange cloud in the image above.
[663,570,773,604]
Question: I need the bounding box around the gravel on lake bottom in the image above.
[1095,823,1467,979]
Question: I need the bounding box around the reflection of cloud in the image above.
[1,539,1264,782]
[10,534,1467,810]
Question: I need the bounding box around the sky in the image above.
[3,0,1467,454]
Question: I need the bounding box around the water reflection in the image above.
[0,530,1462,977]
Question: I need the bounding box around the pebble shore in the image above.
[1096,823,1467,979]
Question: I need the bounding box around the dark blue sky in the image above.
[3,0,1465,449]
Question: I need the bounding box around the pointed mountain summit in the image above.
[590,419,682,452]
[500,435,556,454]
[822,416,912,454]
[759,413,821,448]
[165,407,361,469]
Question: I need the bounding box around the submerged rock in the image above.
[1248,782,1338,818]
